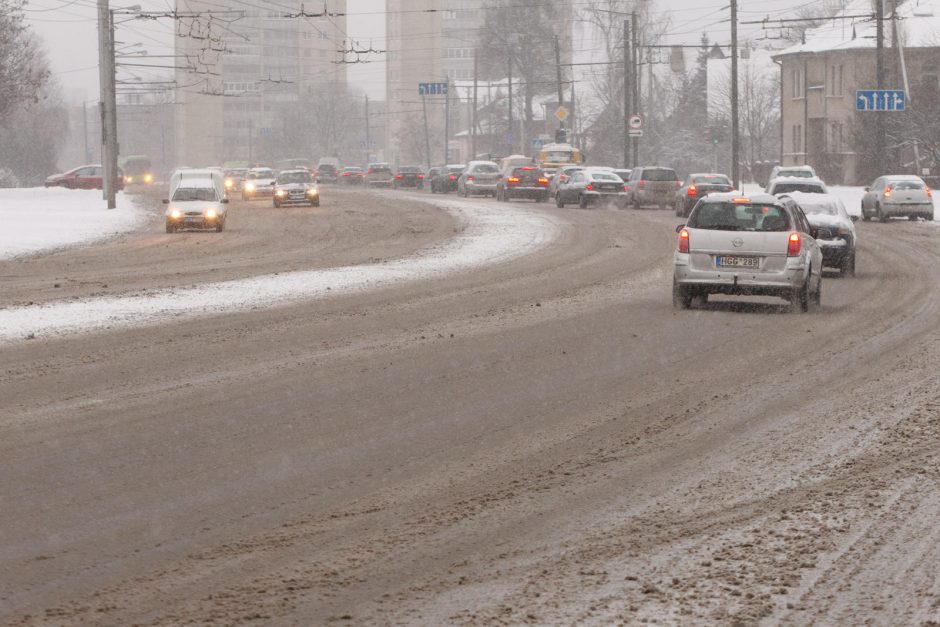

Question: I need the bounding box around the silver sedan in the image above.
[861,175,934,222]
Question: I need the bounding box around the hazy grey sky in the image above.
[27,0,813,104]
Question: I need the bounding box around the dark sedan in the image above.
[783,191,857,276]
[339,166,365,185]
[429,165,466,194]
[555,167,628,208]
[394,165,425,189]
[496,166,550,202]
[675,173,734,217]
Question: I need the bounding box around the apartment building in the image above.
[773,0,940,184]
[174,0,347,166]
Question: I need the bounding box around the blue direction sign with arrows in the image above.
[419,82,448,96]
[856,89,906,112]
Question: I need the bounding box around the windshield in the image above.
[642,168,678,181]
[688,202,792,231]
[773,182,824,194]
[277,172,310,184]
[249,170,274,179]
[172,187,218,202]
[693,175,731,185]
[777,169,813,178]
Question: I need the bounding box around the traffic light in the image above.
[712,138,720,145]
[555,128,567,144]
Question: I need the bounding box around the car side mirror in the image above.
[810,226,819,239]
[675,224,685,233]
[162,199,169,204]
[850,214,859,222]
[863,186,870,192]
[270,181,276,186]
[221,198,229,204]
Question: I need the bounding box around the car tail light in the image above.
[417,174,424,179]
[788,231,802,257]
[538,177,549,185]
[687,185,697,197]
[884,184,892,198]
[586,183,594,191]
[342,172,350,177]
[449,174,456,181]
[395,174,402,179]
[927,186,933,198]
[521,166,535,171]
[678,228,690,253]
[357,173,363,177]
[508,176,520,184]
[638,180,645,188]
[467,175,474,182]
[623,184,629,192]
[676,180,682,187]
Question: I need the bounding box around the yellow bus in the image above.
[537,143,583,171]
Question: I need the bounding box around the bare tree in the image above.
[0,0,50,124]
[276,84,365,163]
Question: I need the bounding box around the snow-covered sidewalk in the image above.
[0,188,147,260]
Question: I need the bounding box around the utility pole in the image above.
[730,0,741,188]
[623,19,631,168]
[248,117,253,164]
[555,35,565,143]
[631,11,639,166]
[422,92,431,169]
[507,58,514,154]
[472,53,478,159]
[364,95,371,163]
[876,0,886,172]
[97,0,118,208]
[82,102,90,163]
[444,77,451,164]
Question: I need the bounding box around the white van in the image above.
[169,168,225,201]
[164,173,229,233]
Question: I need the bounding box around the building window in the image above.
[828,64,844,96]
[830,122,843,152]
[793,124,803,153]
[792,67,804,99]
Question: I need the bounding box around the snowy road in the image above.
[2,187,940,625]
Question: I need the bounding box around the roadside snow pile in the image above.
[0,188,147,259]
[0,197,558,343]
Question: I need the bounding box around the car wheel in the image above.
[313,198,320,207]
[215,220,224,233]
[789,276,811,313]
[273,200,280,208]
[556,194,565,208]
[579,194,589,209]
[812,274,822,309]
[842,251,856,277]
[672,280,692,310]
[877,203,890,223]
[633,195,642,210]
[165,221,175,234]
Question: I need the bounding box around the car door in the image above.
[794,204,822,280]
[567,171,586,201]
[863,177,882,212]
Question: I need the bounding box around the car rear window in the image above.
[472,164,499,173]
[773,182,824,194]
[591,172,621,181]
[641,168,678,181]
[890,180,925,190]
[778,170,813,178]
[398,166,421,173]
[799,201,840,216]
[688,202,792,231]
[512,167,542,177]
[693,175,731,185]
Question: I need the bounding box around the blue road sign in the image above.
[856,89,906,112]
[419,82,448,96]
[532,138,545,149]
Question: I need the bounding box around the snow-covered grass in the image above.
[0,188,147,260]
[0,196,558,344]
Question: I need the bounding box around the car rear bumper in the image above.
[585,191,628,203]
[465,182,497,193]
[674,254,807,295]
[506,186,548,198]
[883,201,933,216]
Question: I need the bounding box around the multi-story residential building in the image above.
[773,0,940,184]
[385,0,573,165]
[174,0,347,166]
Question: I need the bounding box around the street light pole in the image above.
[97,0,118,208]
[730,0,740,188]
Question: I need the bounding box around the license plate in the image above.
[716,255,759,269]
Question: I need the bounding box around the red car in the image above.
[44,164,125,191]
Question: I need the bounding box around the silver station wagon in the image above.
[673,192,823,312]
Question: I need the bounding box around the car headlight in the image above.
[170,209,182,219]
[245,183,256,192]
[225,178,234,188]
[307,188,319,196]
[144,174,153,184]
[206,208,218,219]
[276,190,287,197]
[124,176,132,184]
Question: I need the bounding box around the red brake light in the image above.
[884,184,892,198]
[357,173,363,177]
[417,174,424,179]
[928,186,933,198]
[521,166,535,171]
[342,172,350,176]
[586,183,594,191]
[508,176,520,184]
[449,174,456,181]
[687,185,697,197]
[638,180,645,188]
[467,175,474,182]
[623,184,629,192]
[788,231,802,257]
[395,174,402,179]
[678,228,690,253]
[538,177,549,185]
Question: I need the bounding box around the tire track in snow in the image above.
[0,197,558,344]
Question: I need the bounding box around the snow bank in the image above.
[0,188,147,260]
[0,196,558,343]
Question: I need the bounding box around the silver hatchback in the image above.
[673,193,823,312]
[860,175,934,222]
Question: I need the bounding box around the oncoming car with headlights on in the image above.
[164,177,229,233]
[273,169,320,207]
[673,193,823,312]
[242,167,276,200]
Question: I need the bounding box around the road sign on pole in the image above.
[419,82,449,96]
[856,89,906,111]
[554,105,569,122]
[628,129,643,137]
[628,114,643,130]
